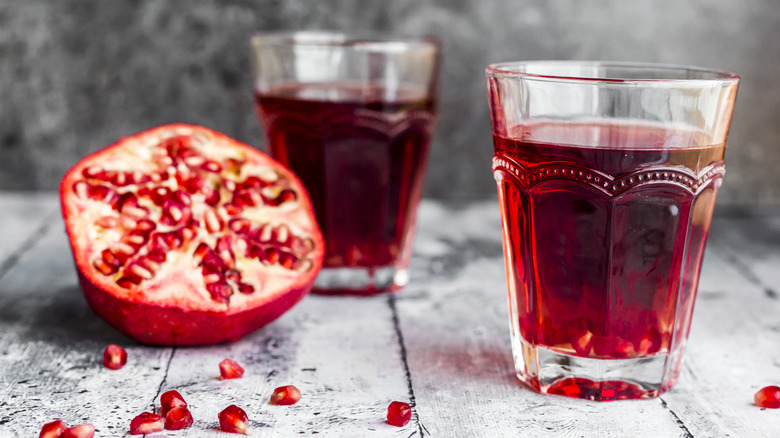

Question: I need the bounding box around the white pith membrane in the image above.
[63,125,321,313]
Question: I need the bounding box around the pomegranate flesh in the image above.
[218,405,250,435]
[60,124,324,345]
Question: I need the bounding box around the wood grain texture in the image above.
[1,194,779,437]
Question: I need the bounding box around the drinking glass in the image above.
[251,32,441,295]
[486,61,739,400]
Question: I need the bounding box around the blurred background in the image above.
[1,0,778,205]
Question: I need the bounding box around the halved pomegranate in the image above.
[60,124,324,345]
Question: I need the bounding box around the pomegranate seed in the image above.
[219,358,245,379]
[218,405,250,435]
[135,219,156,232]
[62,424,95,438]
[173,189,192,206]
[204,208,224,233]
[82,166,103,179]
[207,282,233,303]
[754,385,780,408]
[129,412,164,435]
[571,328,593,356]
[103,344,127,370]
[88,184,120,206]
[634,328,663,355]
[93,258,117,275]
[237,282,255,294]
[265,247,280,264]
[39,420,67,438]
[386,401,412,427]
[202,160,223,173]
[269,385,301,405]
[204,187,221,206]
[160,390,188,416]
[592,336,635,358]
[165,407,194,430]
[241,176,264,190]
[273,225,288,244]
[95,216,119,228]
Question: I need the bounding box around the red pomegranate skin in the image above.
[60,124,324,346]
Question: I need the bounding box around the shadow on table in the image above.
[0,284,132,346]
[408,340,527,391]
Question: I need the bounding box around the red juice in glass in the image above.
[251,32,441,294]
[486,61,738,401]
[493,121,725,400]
[254,83,436,293]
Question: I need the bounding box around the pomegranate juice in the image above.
[493,121,725,398]
[255,83,436,275]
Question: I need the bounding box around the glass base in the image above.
[512,337,675,401]
[311,266,409,296]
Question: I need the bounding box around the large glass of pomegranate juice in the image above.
[251,32,441,294]
[486,62,739,400]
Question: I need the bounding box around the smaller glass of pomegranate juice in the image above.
[486,62,739,400]
[251,32,441,294]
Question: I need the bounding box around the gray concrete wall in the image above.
[2,0,779,205]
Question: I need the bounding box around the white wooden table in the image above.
[1,192,779,437]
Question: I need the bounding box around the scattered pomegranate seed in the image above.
[218,404,251,435]
[103,344,127,370]
[386,401,412,427]
[754,385,780,409]
[269,385,301,405]
[62,424,95,438]
[39,420,67,438]
[129,412,164,435]
[165,407,194,430]
[160,389,188,416]
[219,358,245,379]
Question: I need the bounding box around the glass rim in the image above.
[485,61,739,84]
[250,30,442,52]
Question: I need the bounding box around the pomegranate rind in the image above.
[60,124,324,346]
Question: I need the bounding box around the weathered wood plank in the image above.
[655,212,780,437]
[146,294,413,437]
[0,212,172,436]
[2,195,780,437]
[0,192,59,268]
[398,201,780,437]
